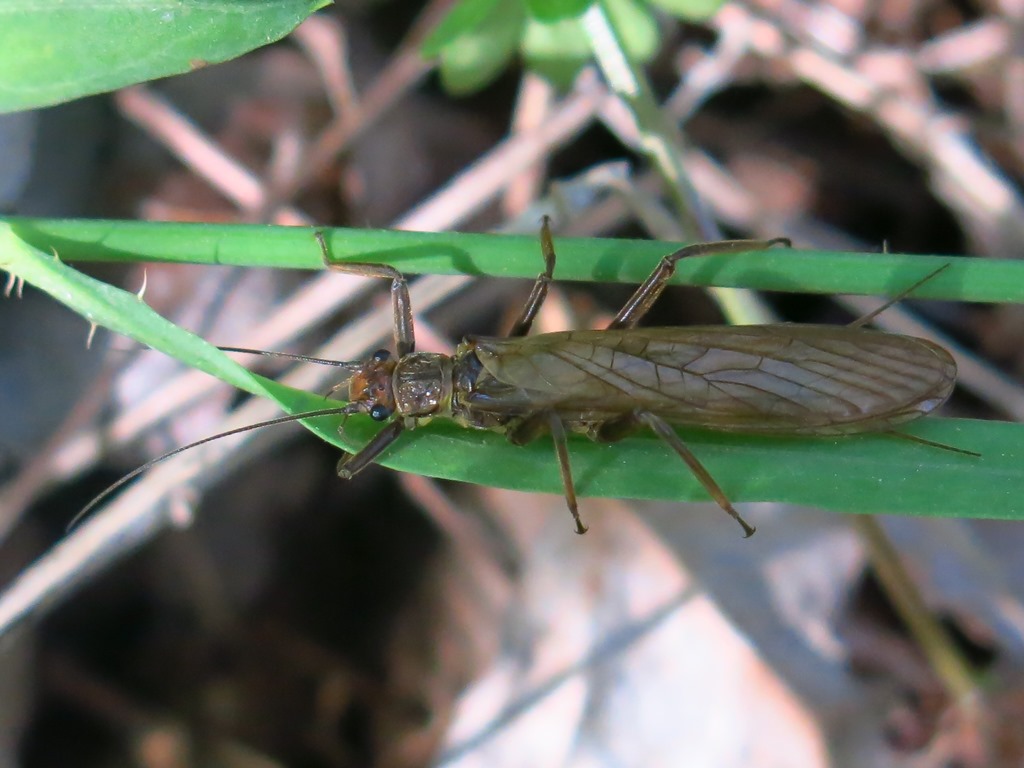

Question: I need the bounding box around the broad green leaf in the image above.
[438,1,526,94]
[603,0,660,61]
[2,220,1024,524]
[0,0,328,113]
[522,13,592,89]
[523,0,659,89]
[526,0,593,22]
[421,0,502,57]
[648,0,727,20]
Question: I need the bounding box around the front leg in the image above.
[315,231,416,357]
[336,419,406,479]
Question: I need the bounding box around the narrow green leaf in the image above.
[0,224,272,399]
[0,223,353,458]
[0,0,328,113]
[2,220,1023,524]
[9,218,1024,305]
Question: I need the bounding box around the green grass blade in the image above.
[8,217,1024,304]
[2,221,1022,523]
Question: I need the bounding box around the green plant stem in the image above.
[581,2,708,240]
[578,9,984,718]
[851,516,981,711]
[581,2,770,325]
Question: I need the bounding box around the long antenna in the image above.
[218,346,365,371]
[68,405,356,532]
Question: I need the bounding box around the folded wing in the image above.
[464,325,955,435]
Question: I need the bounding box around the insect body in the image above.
[75,222,963,536]
[322,221,959,537]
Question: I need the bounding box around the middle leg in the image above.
[506,216,559,338]
[507,410,587,534]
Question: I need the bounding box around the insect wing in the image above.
[466,326,956,434]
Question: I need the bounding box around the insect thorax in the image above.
[447,344,519,431]
[393,353,454,418]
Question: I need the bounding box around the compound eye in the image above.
[372,349,391,362]
[369,403,392,421]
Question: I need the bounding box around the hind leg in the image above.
[591,412,755,537]
[607,237,790,330]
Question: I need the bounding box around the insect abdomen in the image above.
[467,326,956,435]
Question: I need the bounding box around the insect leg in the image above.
[506,411,588,534]
[315,231,416,356]
[548,415,587,534]
[607,237,791,330]
[593,411,755,537]
[637,412,755,537]
[336,419,406,479]
[506,215,558,338]
[848,264,950,328]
